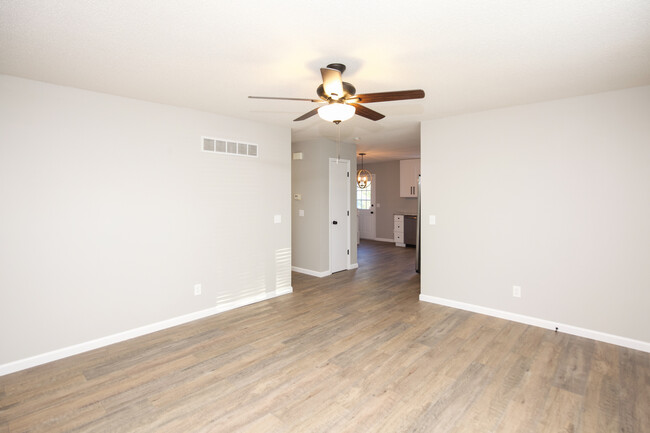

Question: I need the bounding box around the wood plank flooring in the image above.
[1,240,649,432]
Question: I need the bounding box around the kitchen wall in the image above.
[0,75,292,371]
[420,85,650,348]
[363,161,418,241]
[291,138,357,275]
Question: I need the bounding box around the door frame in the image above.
[329,158,351,273]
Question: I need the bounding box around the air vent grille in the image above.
[202,137,259,158]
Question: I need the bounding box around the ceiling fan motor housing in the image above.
[317,82,356,101]
[326,63,346,73]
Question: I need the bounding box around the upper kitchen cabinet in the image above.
[400,159,420,197]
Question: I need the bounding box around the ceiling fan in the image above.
[249,63,425,123]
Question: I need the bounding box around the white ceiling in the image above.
[2,1,649,163]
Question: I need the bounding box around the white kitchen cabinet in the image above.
[400,159,420,198]
[394,214,405,247]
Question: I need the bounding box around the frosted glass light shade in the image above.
[318,103,355,122]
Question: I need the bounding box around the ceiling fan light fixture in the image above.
[317,102,355,123]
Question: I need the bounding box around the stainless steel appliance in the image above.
[404,215,417,246]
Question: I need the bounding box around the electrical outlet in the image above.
[194,284,202,296]
[513,285,521,298]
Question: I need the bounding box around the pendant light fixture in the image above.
[357,153,372,189]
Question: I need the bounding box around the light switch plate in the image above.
[429,215,436,225]
[274,215,281,224]
[299,209,304,217]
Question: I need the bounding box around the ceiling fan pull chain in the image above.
[337,122,341,162]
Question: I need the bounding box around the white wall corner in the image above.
[291,266,332,278]
[275,286,293,296]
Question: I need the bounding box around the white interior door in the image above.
[329,159,350,274]
[358,174,376,239]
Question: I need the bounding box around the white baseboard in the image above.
[419,294,650,353]
[0,287,293,376]
[291,266,331,278]
[361,237,394,243]
[292,265,359,276]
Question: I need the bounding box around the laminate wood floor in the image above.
[1,240,649,432]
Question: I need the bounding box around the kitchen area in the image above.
[358,158,421,270]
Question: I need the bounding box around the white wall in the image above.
[291,138,357,274]
[421,86,650,348]
[0,75,291,368]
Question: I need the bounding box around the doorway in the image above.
[357,174,376,240]
[329,158,350,273]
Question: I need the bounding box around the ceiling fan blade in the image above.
[353,89,425,103]
[349,103,385,121]
[249,96,322,102]
[294,107,320,121]
[320,68,344,99]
